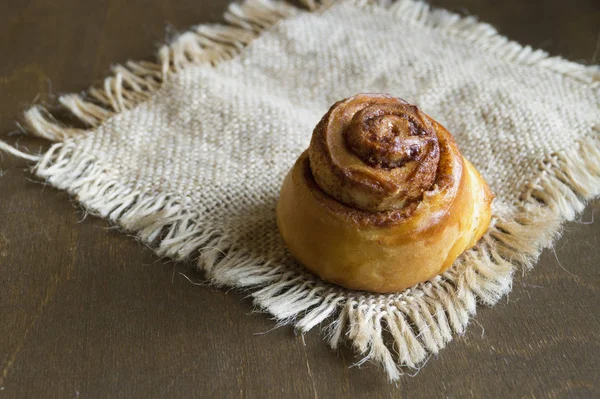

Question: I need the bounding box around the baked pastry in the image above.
[277,94,493,293]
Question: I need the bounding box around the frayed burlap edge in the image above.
[1,0,599,382]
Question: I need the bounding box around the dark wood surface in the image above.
[1,1,599,398]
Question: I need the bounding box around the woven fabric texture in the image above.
[3,0,599,381]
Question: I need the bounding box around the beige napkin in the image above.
[2,0,598,381]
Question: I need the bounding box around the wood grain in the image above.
[0,1,598,397]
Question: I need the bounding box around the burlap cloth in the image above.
[2,0,599,381]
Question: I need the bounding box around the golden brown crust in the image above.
[277,94,493,293]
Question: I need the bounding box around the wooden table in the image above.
[1,1,598,397]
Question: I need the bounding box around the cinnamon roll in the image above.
[277,94,493,293]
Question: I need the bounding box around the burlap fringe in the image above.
[1,0,599,382]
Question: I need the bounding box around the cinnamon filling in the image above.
[308,94,443,212]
